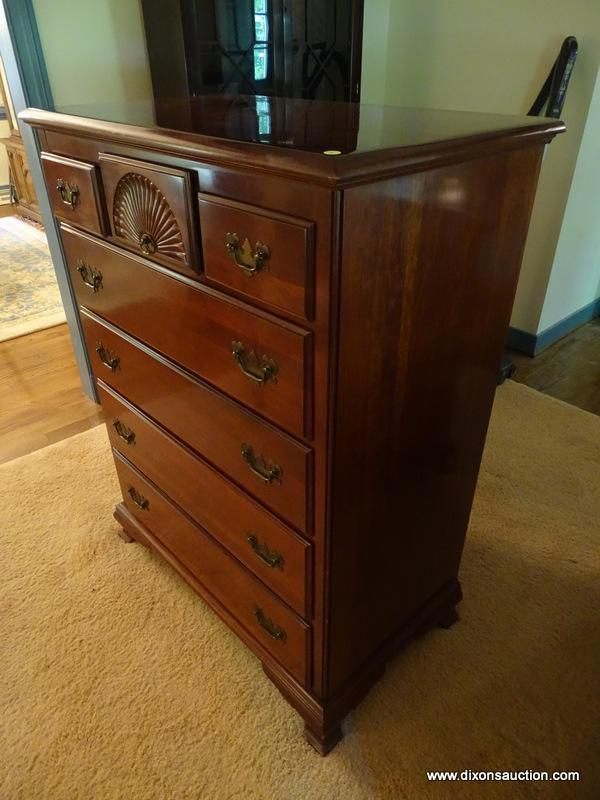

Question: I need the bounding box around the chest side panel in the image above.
[327,144,545,692]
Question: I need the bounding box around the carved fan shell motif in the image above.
[112,172,186,262]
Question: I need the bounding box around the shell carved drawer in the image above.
[99,153,198,278]
[22,99,563,755]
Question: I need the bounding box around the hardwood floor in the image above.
[0,203,17,218]
[0,324,104,465]
[509,318,600,416]
[0,317,597,468]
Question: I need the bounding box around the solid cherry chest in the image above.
[23,98,562,753]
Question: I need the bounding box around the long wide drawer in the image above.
[100,382,310,617]
[114,452,310,685]
[62,224,311,438]
[81,310,311,534]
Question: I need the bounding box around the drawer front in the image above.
[63,226,310,438]
[198,193,314,320]
[41,153,105,235]
[100,382,310,617]
[81,310,311,534]
[98,153,198,278]
[114,453,310,685]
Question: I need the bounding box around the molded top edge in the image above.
[20,98,564,187]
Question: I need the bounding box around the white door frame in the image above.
[0,3,97,400]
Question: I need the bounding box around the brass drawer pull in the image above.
[76,259,103,292]
[225,232,270,276]
[232,340,278,386]
[253,607,286,642]
[241,443,282,484]
[112,418,135,445]
[247,534,284,570]
[127,485,149,510]
[56,178,79,209]
[95,342,120,372]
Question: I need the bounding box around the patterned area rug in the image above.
[0,215,65,342]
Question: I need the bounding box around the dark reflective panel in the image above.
[179,0,277,96]
[141,0,363,126]
[160,94,362,152]
[51,93,556,157]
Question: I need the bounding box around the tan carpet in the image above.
[1,381,599,800]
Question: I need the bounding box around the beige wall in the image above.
[360,0,391,105]
[32,0,155,125]
[362,0,600,334]
[28,1,600,334]
[539,67,600,329]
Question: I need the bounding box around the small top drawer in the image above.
[40,153,106,235]
[198,193,314,320]
[99,153,198,279]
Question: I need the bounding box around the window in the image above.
[255,95,271,139]
[253,0,269,81]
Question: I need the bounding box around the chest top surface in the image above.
[21,96,563,187]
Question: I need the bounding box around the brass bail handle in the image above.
[225,232,270,276]
[231,340,278,386]
[95,342,120,372]
[76,259,103,293]
[253,607,287,642]
[112,418,135,445]
[247,534,284,570]
[56,178,79,210]
[241,443,282,485]
[127,485,149,510]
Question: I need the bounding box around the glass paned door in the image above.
[143,0,363,107]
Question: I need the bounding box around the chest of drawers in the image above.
[22,99,562,754]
